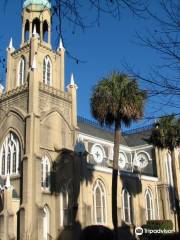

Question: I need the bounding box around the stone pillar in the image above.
[67,74,78,129]
[21,21,25,45]
[0,184,16,240]
[60,48,65,91]
[6,40,15,91]
[48,27,51,46]
[22,33,41,239]
[40,21,43,42]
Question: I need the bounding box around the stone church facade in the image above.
[0,0,179,239]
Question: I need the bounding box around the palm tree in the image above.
[90,72,147,239]
[150,115,180,231]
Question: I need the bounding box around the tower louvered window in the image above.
[18,57,25,85]
[43,56,52,85]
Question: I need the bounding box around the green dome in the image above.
[23,0,51,9]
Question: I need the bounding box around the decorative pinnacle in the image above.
[67,73,78,90]
[71,73,75,85]
[33,24,37,37]
[9,38,13,48]
[58,37,65,51]
[7,38,15,52]
[32,55,36,69]
[0,83,4,91]
[5,173,11,189]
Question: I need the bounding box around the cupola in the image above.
[23,0,51,9]
[21,0,51,46]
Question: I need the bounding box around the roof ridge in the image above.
[77,115,153,136]
[77,116,114,133]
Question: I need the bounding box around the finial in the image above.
[0,83,4,96]
[9,38,13,48]
[57,37,65,51]
[5,173,11,189]
[0,83,4,91]
[67,73,78,90]
[32,55,36,69]
[70,73,75,85]
[33,25,37,37]
[7,38,15,52]
[74,137,86,155]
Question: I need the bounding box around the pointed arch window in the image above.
[43,206,50,240]
[41,155,50,190]
[0,132,20,175]
[145,189,154,220]
[93,179,107,224]
[18,57,26,85]
[60,181,73,227]
[43,56,52,85]
[122,189,131,223]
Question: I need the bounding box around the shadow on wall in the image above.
[58,223,136,240]
[120,173,142,196]
[52,142,140,240]
[50,142,94,240]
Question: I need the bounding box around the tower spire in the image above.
[71,73,75,85]
[7,38,15,52]
[0,84,4,96]
[33,24,37,37]
[5,173,11,189]
[57,37,65,51]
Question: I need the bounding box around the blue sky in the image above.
[0,1,179,130]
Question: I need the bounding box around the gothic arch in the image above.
[32,18,40,36]
[7,107,26,121]
[92,179,107,224]
[92,176,110,195]
[122,188,132,224]
[40,108,73,131]
[145,188,154,220]
[0,108,26,131]
[43,55,52,85]
[0,127,24,152]
[0,130,22,175]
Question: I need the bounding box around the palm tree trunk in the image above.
[112,121,120,240]
[171,150,180,232]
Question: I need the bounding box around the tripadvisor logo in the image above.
[135,227,143,236]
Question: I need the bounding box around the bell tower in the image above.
[6,0,65,92]
[21,0,51,47]
[0,0,78,239]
